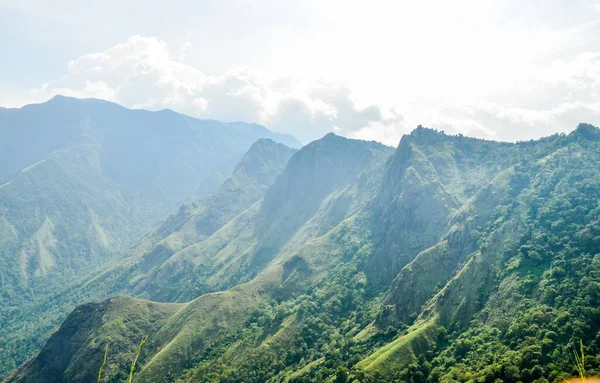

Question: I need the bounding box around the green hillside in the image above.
[0,96,300,378]
[6,125,600,383]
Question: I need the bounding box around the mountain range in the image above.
[1,97,599,383]
[0,96,300,378]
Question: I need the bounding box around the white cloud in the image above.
[534,52,600,110]
[538,52,600,89]
[350,120,408,147]
[428,101,600,142]
[31,35,402,144]
[23,33,600,146]
[416,48,600,142]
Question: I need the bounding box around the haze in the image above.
[2,0,600,144]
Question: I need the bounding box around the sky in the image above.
[1,0,600,145]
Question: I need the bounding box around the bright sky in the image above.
[2,0,600,145]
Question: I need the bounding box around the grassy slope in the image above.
[7,134,393,383]
[121,134,393,303]
[5,296,185,383]
[9,126,600,383]
[0,96,300,379]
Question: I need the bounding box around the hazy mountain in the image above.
[0,96,300,377]
[6,125,600,383]
[80,137,300,303]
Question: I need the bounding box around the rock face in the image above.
[366,126,517,289]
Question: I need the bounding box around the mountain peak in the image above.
[410,124,446,137]
[41,94,117,111]
[44,94,79,106]
[49,94,72,101]
[47,94,96,104]
[262,134,393,214]
[249,137,277,147]
[570,123,600,141]
[233,138,297,183]
[241,138,295,160]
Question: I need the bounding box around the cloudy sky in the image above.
[2,0,600,145]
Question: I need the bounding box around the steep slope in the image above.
[82,133,391,305]
[357,125,600,381]
[365,126,523,289]
[7,134,393,383]
[122,134,392,303]
[0,96,300,378]
[5,297,185,383]
[9,126,600,383]
[0,95,300,304]
[116,138,299,301]
[148,138,298,252]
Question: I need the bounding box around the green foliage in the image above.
[7,124,600,383]
[0,102,298,379]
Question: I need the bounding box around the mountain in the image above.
[4,132,393,382]
[78,137,300,303]
[6,125,600,383]
[0,96,300,377]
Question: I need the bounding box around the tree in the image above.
[335,366,349,383]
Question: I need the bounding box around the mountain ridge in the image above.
[6,124,600,383]
[0,96,301,378]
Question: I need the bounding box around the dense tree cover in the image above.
[419,136,600,383]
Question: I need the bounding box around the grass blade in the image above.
[96,344,108,383]
[128,334,148,383]
[570,339,586,382]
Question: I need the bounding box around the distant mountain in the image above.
[0,96,300,377]
[6,125,600,383]
[0,96,300,186]
[85,137,300,302]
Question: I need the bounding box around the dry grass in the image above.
[565,340,595,383]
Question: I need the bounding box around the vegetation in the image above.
[97,345,108,383]
[128,335,148,383]
[0,96,300,378]
[572,340,587,382]
[5,122,600,383]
